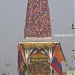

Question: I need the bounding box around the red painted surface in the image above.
[24,0,51,38]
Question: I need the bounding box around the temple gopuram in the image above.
[18,0,66,75]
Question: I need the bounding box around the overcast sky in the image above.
[0,0,74,74]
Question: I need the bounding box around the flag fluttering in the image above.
[51,43,66,75]
[18,44,26,71]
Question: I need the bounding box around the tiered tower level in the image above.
[24,0,51,38]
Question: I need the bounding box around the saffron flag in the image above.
[18,51,23,71]
[51,43,66,75]
[18,44,25,62]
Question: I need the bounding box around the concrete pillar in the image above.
[25,49,29,65]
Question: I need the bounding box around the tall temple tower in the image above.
[24,0,51,38]
[18,0,66,75]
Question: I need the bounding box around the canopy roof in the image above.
[21,41,58,48]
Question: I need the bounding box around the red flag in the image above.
[51,43,66,75]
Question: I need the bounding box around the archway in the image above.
[27,48,50,74]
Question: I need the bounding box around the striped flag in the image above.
[51,43,66,75]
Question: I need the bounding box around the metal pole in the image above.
[71,20,75,69]
[74,21,75,68]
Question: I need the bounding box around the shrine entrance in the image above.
[27,49,50,75]
[18,42,57,75]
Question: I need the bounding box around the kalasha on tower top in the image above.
[24,0,51,38]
